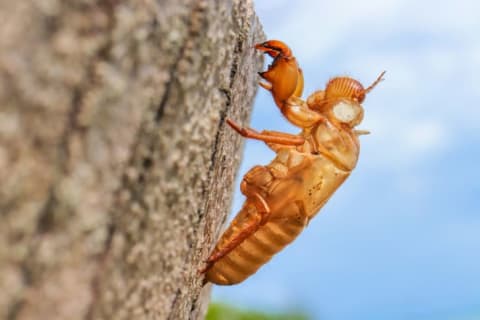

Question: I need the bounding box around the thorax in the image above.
[301,120,360,171]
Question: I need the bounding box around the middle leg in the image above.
[226,118,305,146]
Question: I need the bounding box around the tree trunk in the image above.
[0,0,264,319]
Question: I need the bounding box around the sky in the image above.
[212,1,480,319]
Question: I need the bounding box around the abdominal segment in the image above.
[205,201,307,285]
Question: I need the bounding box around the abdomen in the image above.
[205,201,307,285]
[205,146,356,285]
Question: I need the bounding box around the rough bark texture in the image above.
[0,0,264,319]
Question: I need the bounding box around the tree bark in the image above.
[0,0,264,319]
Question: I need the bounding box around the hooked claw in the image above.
[254,40,293,58]
[254,40,303,106]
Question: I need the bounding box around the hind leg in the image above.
[200,206,263,274]
[241,165,277,224]
[200,166,273,274]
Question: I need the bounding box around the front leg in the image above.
[282,96,325,128]
[226,118,305,146]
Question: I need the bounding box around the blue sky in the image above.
[212,1,480,319]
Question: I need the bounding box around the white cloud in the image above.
[404,121,447,154]
[255,0,480,99]
[259,0,403,60]
[257,0,480,58]
[360,114,450,169]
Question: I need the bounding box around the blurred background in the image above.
[208,0,480,319]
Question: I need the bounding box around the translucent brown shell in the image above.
[201,40,384,285]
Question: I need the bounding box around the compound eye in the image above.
[332,100,361,124]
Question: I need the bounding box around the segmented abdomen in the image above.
[205,202,307,285]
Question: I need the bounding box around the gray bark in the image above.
[0,0,264,319]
